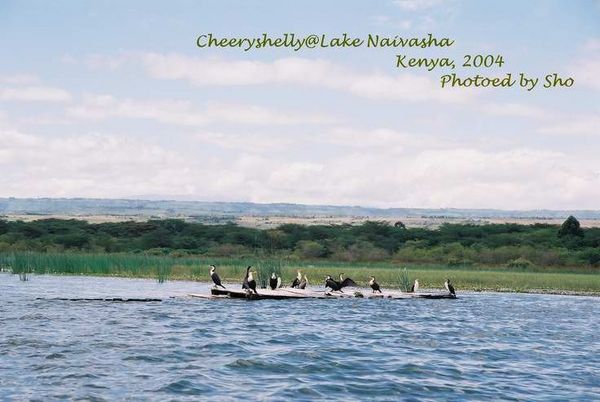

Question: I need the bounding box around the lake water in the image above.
[1,274,598,401]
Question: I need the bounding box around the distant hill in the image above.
[1,197,599,219]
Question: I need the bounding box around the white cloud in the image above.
[316,127,449,152]
[187,127,600,209]
[582,38,600,51]
[0,86,72,102]
[570,38,600,90]
[67,94,208,125]
[2,127,599,209]
[0,129,204,198]
[255,148,598,209]
[66,94,332,126]
[0,74,39,85]
[193,127,452,155]
[85,54,129,71]
[195,131,296,153]
[393,0,445,11]
[371,15,413,30]
[537,115,600,136]
[140,53,471,104]
[0,129,42,149]
[570,56,600,90]
[480,102,550,119]
[263,148,600,209]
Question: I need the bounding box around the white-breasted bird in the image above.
[444,278,455,296]
[369,276,382,293]
[269,273,282,290]
[242,266,258,294]
[298,274,308,289]
[209,265,226,289]
[291,270,302,288]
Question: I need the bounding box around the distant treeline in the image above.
[0,217,599,268]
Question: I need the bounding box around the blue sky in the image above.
[0,0,599,209]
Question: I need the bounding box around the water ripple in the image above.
[1,273,599,400]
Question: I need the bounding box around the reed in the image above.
[396,267,412,292]
[156,265,171,284]
[255,258,285,288]
[1,251,598,294]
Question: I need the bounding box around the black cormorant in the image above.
[444,278,455,296]
[298,274,308,289]
[325,275,343,292]
[338,273,357,289]
[291,270,302,288]
[269,273,281,290]
[369,276,382,293]
[209,265,226,289]
[242,266,258,294]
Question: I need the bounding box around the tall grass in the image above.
[1,251,599,293]
[4,253,31,281]
[395,267,411,292]
[3,251,202,278]
[156,265,171,284]
[255,258,285,288]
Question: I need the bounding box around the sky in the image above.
[0,0,599,210]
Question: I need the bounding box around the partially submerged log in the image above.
[210,287,328,300]
[36,297,163,302]
[188,287,457,300]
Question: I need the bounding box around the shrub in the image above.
[169,249,192,258]
[333,241,389,262]
[208,243,251,257]
[506,257,534,269]
[146,247,171,256]
[578,249,600,266]
[446,256,473,267]
[294,240,327,259]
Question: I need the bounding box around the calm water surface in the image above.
[0,274,598,401]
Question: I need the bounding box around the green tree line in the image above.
[0,216,599,267]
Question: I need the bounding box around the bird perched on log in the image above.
[410,279,419,293]
[444,278,455,296]
[338,273,357,289]
[325,275,343,292]
[298,274,308,289]
[209,265,226,289]
[242,266,258,294]
[291,270,302,288]
[269,273,282,290]
[369,276,382,293]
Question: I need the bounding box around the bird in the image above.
[242,266,258,294]
[369,276,382,293]
[444,278,456,296]
[410,279,419,293]
[209,265,226,289]
[291,270,302,288]
[247,270,258,294]
[338,273,357,289]
[269,273,281,290]
[298,274,308,289]
[325,275,343,292]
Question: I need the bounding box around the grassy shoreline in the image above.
[2,251,599,296]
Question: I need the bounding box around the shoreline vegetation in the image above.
[2,252,599,296]
[1,216,598,295]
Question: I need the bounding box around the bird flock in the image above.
[209,265,456,296]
